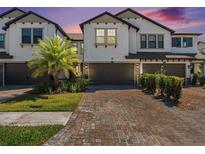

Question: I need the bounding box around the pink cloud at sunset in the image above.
[145,8,189,23]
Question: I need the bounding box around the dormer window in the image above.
[95,28,117,47]
[0,34,5,49]
[21,28,43,45]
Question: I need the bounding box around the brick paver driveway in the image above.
[45,86,205,146]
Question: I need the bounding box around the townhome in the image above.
[0,8,82,87]
[80,8,205,84]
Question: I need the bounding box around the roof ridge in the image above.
[80,11,139,32]
[115,8,175,33]
[2,10,70,40]
[0,7,26,18]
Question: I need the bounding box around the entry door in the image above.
[0,64,3,86]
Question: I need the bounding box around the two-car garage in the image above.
[88,63,186,85]
[89,63,134,84]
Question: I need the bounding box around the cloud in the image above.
[170,20,205,30]
[145,8,190,24]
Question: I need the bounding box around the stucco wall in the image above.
[84,23,129,62]
[7,22,58,61]
[124,18,172,53]
[0,17,14,53]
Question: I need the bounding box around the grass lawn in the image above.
[0,93,83,112]
[0,125,63,145]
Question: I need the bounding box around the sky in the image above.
[1,7,205,41]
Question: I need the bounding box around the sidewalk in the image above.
[0,112,72,126]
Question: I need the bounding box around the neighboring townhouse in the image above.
[0,8,82,87]
[80,8,205,84]
[198,41,205,54]
[67,33,84,76]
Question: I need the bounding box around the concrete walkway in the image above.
[0,112,72,126]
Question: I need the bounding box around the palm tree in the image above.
[28,36,80,87]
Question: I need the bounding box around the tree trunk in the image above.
[52,73,59,89]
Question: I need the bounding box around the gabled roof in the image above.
[80,11,139,32]
[0,7,25,18]
[3,11,70,40]
[116,8,175,33]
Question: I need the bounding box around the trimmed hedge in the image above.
[141,73,184,101]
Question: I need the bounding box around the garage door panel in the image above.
[89,63,134,84]
[5,63,49,85]
[143,64,185,77]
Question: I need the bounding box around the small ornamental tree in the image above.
[28,37,80,88]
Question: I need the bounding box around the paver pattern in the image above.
[45,86,205,146]
[179,87,205,109]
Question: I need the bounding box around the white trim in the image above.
[204,63,205,78]
[185,63,191,78]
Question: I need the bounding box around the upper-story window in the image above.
[183,37,193,47]
[172,37,181,47]
[22,28,43,44]
[172,37,193,48]
[148,35,156,48]
[107,29,116,45]
[22,28,32,44]
[0,34,5,49]
[158,35,164,48]
[33,28,43,44]
[95,28,117,46]
[140,34,164,49]
[96,29,105,44]
[140,34,147,48]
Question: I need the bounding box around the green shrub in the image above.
[203,84,205,89]
[172,77,184,100]
[33,76,90,94]
[159,74,167,96]
[33,81,54,94]
[192,68,203,85]
[75,77,91,91]
[140,73,184,101]
[69,83,81,93]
